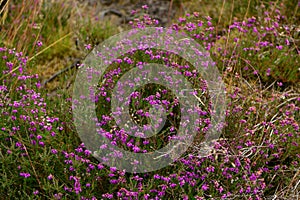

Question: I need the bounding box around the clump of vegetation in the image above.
[0,0,299,199]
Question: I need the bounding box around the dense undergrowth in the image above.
[0,0,299,199]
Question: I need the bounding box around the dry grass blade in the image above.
[0,0,9,24]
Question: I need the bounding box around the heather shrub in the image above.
[0,1,299,199]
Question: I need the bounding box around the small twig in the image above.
[100,9,123,19]
[261,80,276,93]
[294,179,300,191]
[242,77,254,91]
[154,141,186,160]
[41,58,81,87]
[287,169,300,191]
[276,96,300,109]
[99,8,132,23]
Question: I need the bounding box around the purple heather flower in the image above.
[97,163,104,170]
[36,135,42,140]
[249,173,257,181]
[84,44,92,50]
[153,174,160,179]
[239,188,244,194]
[51,149,58,154]
[142,5,148,10]
[16,142,22,147]
[20,172,31,178]
[102,193,113,199]
[131,10,137,15]
[201,183,209,191]
[144,194,150,199]
[36,41,43,47]
[38,141,45,147]
[48,174,53,180]
[110,167,117,173]
[246,186,251,193]
[133,146,140,153]
[178,17,186,23]
[274,165,280,171]
[110,179,119,184]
